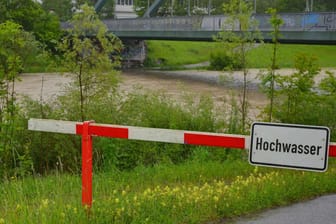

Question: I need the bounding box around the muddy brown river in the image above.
[16,70,269,119]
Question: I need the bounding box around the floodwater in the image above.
[16,69,268,119]
[119,70,267,119]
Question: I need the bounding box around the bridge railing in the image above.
[103,16,203,31]
[100,12,336,32]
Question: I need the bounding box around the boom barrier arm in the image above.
[28,118,336,209]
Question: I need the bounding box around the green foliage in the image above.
[98,90,224,170]
[2,160,336,223]
[269,53,336,140]
[42,0,73,21]
[209,49,243,71]
[144,40,216,68]
[28,85,230,172]
[273,54,320,123]
[144,41,336,69]
[215,0,262,133]
[0,21,39,178]
[248,44,336,68]
[259,8,283,122]
[0,0,61,51]
[59,4,122,121]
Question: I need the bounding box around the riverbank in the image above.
[147,68,336,89]
[144,41,336,69]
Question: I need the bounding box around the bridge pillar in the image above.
[121,39,146,68]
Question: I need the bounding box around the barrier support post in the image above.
[81,121,93,210]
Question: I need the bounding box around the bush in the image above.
[209,49,242,71]
[23,87,240,173]
[270,54,336,141]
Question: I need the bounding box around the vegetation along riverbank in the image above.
[1,0,336,223]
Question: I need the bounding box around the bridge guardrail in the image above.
[99,12,336,32]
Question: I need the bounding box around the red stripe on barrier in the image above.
[76,124,129,139]
[184,133,245,149]
[329,144,336,157]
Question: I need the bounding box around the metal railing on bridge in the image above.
[103,12,336,32]
[62,12,336,43]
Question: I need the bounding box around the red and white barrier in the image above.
[28,118,336,209]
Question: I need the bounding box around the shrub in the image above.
[209,49,242,71]
[271,54,336,141]
[23,86,240,173]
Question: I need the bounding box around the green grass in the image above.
[248,44,336,68]
[23,41,336,72]
[1,159,336,223]
[145,40,336,69]
[145,40,217,68]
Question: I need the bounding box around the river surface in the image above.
[17,69,267,119]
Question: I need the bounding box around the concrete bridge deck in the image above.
[96,13,336,44]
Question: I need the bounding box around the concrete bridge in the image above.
[100,12,336,44]
[61,10,336,65]
[90,1,336,44]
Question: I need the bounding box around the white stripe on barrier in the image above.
[28,119,76,134]
[129,127,184,144]
[245,136,251,149]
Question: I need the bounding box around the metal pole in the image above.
[82,121,93,210]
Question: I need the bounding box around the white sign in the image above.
[249,122,330,172]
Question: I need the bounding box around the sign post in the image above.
[249,122,330,172]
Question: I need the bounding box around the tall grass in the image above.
[1,159,336,223]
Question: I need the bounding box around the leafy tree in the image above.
[271,54,336,140]
[0,21,39,177]
[259,8,283,122]
[215,0,261,133]
[59,4,122,121]
[0,0,61,51]
[41,0,73,21]
[273,54,320,123]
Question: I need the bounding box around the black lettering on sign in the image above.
[254,137,322,156]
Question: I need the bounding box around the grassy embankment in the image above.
[24,41,336,72]
[1,159,336,223]
[145,40,336,68]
